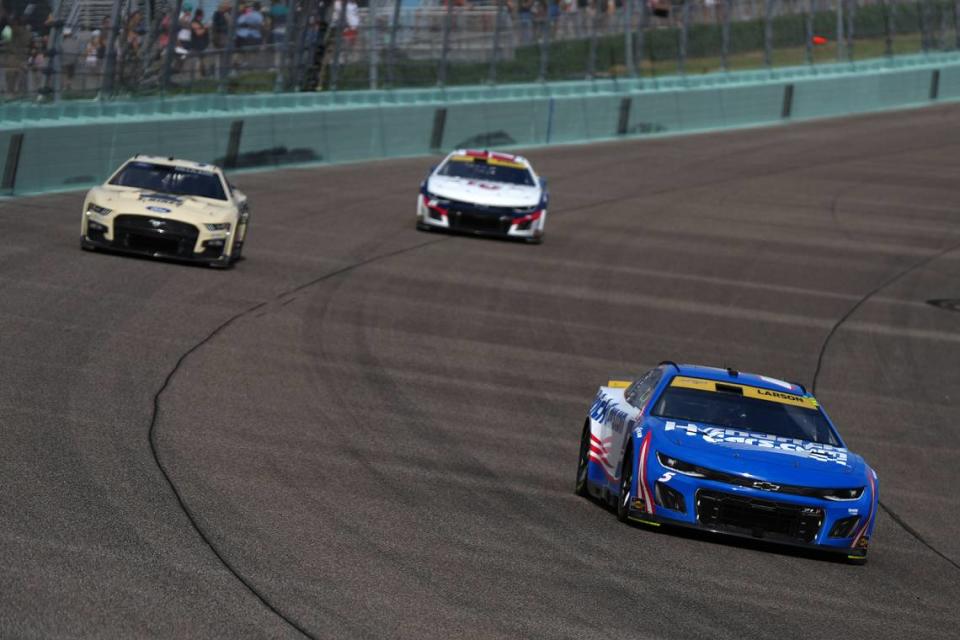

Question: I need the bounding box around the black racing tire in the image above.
[525,235,544,245]
[80,236,96,252]
[416,221,431,231]
[575,421,591,498]
[616,444,634,523]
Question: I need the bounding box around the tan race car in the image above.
[80,155,250,268]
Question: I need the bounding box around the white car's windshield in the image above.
[110,161,227,201]
[438,156,535,186]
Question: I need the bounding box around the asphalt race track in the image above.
[3,105,960,639]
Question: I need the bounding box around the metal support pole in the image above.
[917,0,925,52]
[763,0,775,69]
[369,0,380,89]
[387,0,403,86]
[538,12,551,81]
[587,0,600,79]
[835,0,844,61]
[42,0,66,102]
[219,0,241,91]
[101,0,126,98]
[624,0,635,77]
[330,0,349,91]
[292,0,315,90]
[488,0,504,84]
[954,0,960,49]
[275,0,296,92]
[438,0,454,86]
[885,0,896,55]
[635,0,647,77]
[846,0,855,60]
[721,0,732,71]
[163,0,186,94]
[679,0,690,74]
[805,0,814,64]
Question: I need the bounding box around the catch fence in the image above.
[2,0,960,101]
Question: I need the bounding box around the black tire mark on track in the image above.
[147,236,447,639]
[811,241,960,572]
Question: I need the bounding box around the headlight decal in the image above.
[655,450,865,500]
[204,222,232,231]
[86,203,112,216]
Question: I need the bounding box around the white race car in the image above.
[80,155,250,268]
[416,149,548,243]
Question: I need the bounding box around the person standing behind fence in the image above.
[518,0,534,44]
[237,3,265,48]
[212,2,230,50]
[191,9,209,76]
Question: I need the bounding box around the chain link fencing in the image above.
[1,0,960,101]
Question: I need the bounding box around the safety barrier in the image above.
[3,50,960,196]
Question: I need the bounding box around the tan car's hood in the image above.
[88,186,236,222]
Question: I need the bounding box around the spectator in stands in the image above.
[61,27,82,91]
[518,0,534,44]
[190,8,209,76]
[212,2,230,50]
[270,1,288,48]
[1,16,30,96]
[176,3,193,59]
[236,3,265,48]
[331,0,359,46]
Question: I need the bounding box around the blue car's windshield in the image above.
[110,161,227,201]
[652,386,840,446]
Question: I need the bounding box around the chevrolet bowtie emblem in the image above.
[752,481,780,491]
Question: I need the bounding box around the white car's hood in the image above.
[89,186,234,221]
[426,175,542,208]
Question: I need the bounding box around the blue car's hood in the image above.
[654,419,866,485]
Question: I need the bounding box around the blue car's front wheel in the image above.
[616,444,633,523]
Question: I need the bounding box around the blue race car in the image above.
[575,362,879,563]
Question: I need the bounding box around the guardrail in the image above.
[3,49,959,196]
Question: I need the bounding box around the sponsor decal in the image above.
[139,192,183,206]
[607,380,631,389]
[589,391,636,434]
[146,206,171,213]
[670,376,819,410]
[664,421,849,466]
[466,180,501,190]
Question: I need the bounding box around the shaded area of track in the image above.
[3,107,960,638]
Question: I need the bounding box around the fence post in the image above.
[101,0,126,98]
[387,0,403,86]
[330,0,349,91]
[162,0,186,94]
[538,13,552,81]
[587,0,600,79]
[805,0,814,64]
[369,0,380,89]
[624,0,635,78]
[721,0,732,71]
[489,0,505,84]
[274,0,296,92]
[763,0,775,69]
[845,0,856,60]
[438,0,454,86]
[42,0,66,102]
[634,0,648,78]
[954,0,960,49]
[679,0,690,75]
[835,0,844,61]
[219,0,241,92]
